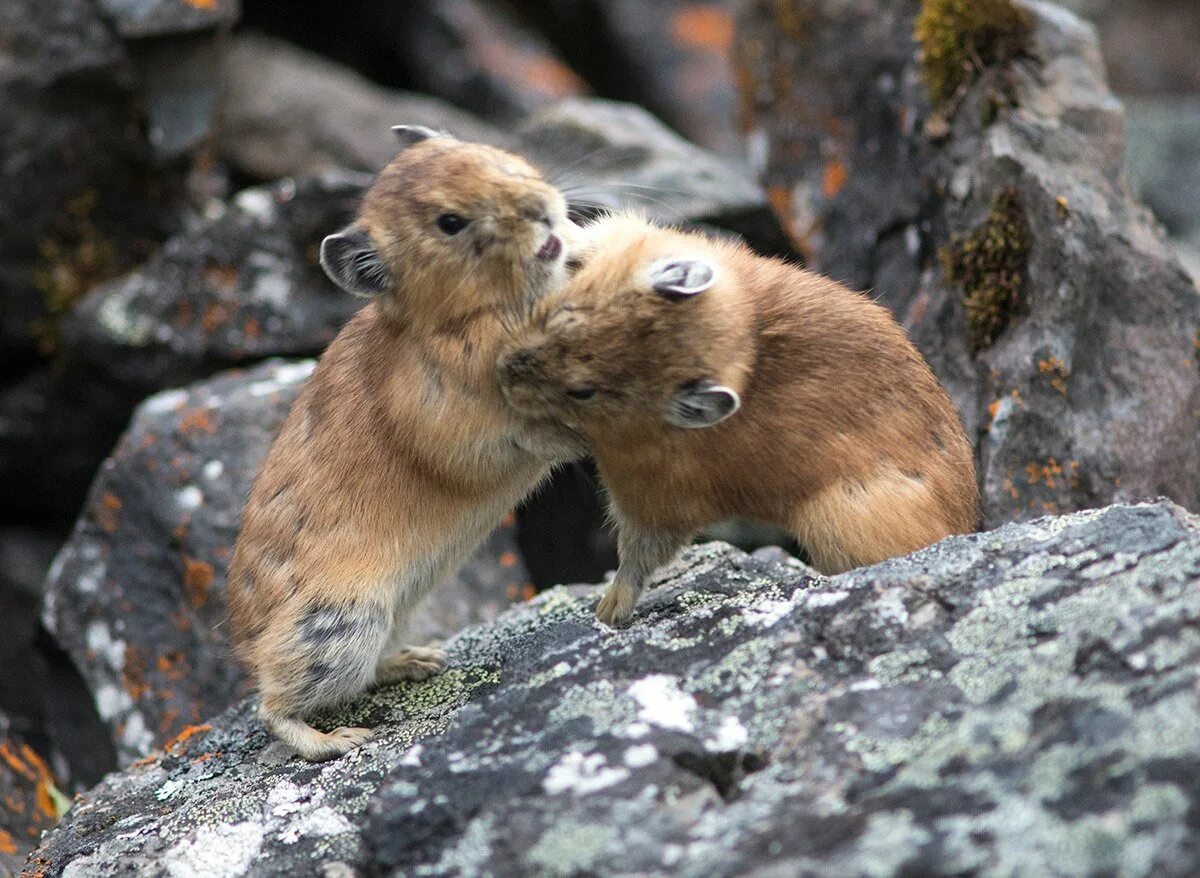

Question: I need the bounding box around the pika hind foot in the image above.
[375,645,447,684]
[596,582,639,628]
[264,711,374,761]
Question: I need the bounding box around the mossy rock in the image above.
[915,0,1034,106]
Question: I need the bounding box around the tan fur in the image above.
[498,214,979,626]
[227,137,581,759]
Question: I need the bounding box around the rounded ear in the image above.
[649,258,716,300]
[319,224,392,298]
[391,124,441,148]
[666,379,741,428]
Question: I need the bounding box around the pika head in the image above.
[497,222,749,435]
[320,125,569,326]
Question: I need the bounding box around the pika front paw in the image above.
[375,645,447,684]
[595,583,639,628]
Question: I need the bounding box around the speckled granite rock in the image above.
[42,360,529,767]
[29,501,1200,877]
[6,173,366,529]
[736,0,1200,526]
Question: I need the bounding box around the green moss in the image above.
[33,190,122,355]
[940,187,1032,353]
[915,0,1034,107]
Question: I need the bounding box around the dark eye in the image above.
[566,387,596,401]
[436,213,469,235]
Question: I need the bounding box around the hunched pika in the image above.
[497,213,979,627]
[227,127,579,760]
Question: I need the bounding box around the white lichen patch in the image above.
[97,282,156,347]
[623,743,658,768]
[142,388,189,415]
[628,675,697,733]
[543,750,630,795]
[234,187,277,224]
[705,716,749,751]
[162,822,265,878]
[248,360,316,397]
[177,485,203,510]
[202,460,224,480]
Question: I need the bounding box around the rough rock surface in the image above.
[736,0,1200,527]
[29,501,1200,876]
[216,33,509,180]
[0,714,60,877]
[4,173,366,528]
[43,361,529,767]
[519,98,790,253]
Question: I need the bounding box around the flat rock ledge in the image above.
[26,501,1200,877]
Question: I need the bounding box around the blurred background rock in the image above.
[1,0,1198,868]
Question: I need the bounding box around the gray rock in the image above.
[383,0,589,125]
[736,0,1200,527]
[518,98,790,253]
[3,173,367,528]
[29,501,1200,876]
[42,360,528,767]
[216,33,510,180]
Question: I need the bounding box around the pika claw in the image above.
[595,583,638,628]
[376,645,447,684]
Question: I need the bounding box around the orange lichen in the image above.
[122,645,151,701]
[521,583,537,601]
[185,0,217,9]
[517,56,587,98]
[1038,355,1069,394]
[203,264,238,292]
[97,491,122,533]
[821,158,849,198]
[183,556,214,609]
[672,6,735,54]
[164,724,212,754]
[178,407,217,435]
[1025,458,1064,488]
[499,551,519,569]
[987,399,1001,422]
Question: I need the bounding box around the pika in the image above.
[498,214,979,627]
[227,127,580,760]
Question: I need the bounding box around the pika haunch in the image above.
[498,213,979,627]
[227,127,581,760]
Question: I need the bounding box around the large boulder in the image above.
[43,360,530,767]
[216,33,510,181]
[28,500,1200,876]
[2,173,366,528]
[518,97,791,254]
[735,0,1200,527]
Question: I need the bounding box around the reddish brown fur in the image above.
[498,214,979,625]
[227,137,579,759]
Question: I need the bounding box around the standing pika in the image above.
[498,213,979,627]
[227,127,579,760]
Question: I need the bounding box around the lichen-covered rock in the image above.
[5,173,366,528]
[29,501,1200,876]
[216,33,510,180]
[95,0,238,38]
[43,360,529,767]
[0,715,61,877]
[518,98,790,253]
[736,0,1200,527]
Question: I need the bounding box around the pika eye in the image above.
[436,213,469,235]
[566,387,597,401]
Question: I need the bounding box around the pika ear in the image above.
[319,224,392,298]
[650,258,715,300]
[391,125,441,148]
[666,379,740,428]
